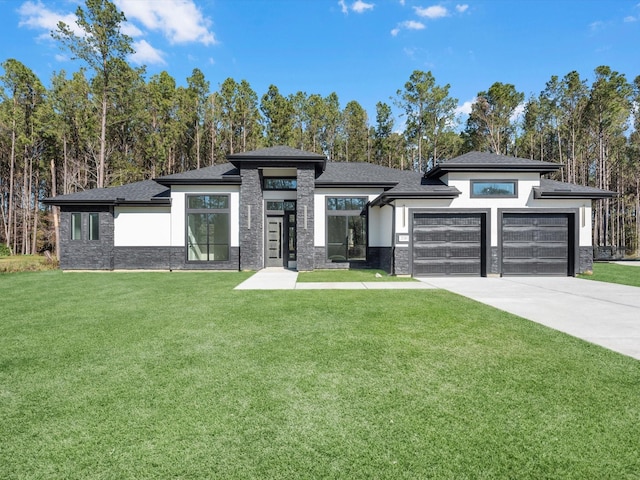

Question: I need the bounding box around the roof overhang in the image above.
[371,189,461,207]
[533,188,616,200]
[315,181,398,189]
[426,163,561,179]
[154,177,241,186]
[42,198,172,206]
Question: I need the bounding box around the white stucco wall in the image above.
[114,206,171,246]
[314,188,386,247]
[392,172,593,247]
[170,185,240,247]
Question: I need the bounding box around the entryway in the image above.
[265,206,297,268]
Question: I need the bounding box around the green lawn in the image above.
[1,271,639,479]
[297,268,414,282]
[579,261,640,287]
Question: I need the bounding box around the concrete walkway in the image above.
[234,268,434,290]
[419,276,640,360]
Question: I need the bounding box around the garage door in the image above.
[501,213,570,276]
[412,213,483,276]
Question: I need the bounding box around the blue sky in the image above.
[2,0,639,125]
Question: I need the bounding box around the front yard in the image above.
[1,271,638,479]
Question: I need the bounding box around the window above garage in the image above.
[470,180,517,198]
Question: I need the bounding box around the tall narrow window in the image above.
[186,195,230,261]
[88,213,100,240]
[326,197,367,262]
[71,213,82,240]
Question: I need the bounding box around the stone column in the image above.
[239,166,263,270]
[296,165,315,271]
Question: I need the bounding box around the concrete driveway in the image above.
[418,276,640,361]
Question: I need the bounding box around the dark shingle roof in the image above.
[316,162,417,186]
[535,179,616,199]
[227,146,327,173]
[155,163,240,185]
[43,180,170,205]
[229,146,327,159]
[426,151,561,178]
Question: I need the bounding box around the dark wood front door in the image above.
[266,217,284,267]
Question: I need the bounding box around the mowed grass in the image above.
[579,261,640,287]
[297,268,414,282]
[1,272,639,479]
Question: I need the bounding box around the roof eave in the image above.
[315,181,398,188]
[43,198,171,206]
[154,177,241,186]
[426,164,561,178]
[371,190,461,207]
[533,189,616,200]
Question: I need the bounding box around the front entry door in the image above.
[266,217,284,267]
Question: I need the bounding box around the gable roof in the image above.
[43,180,170,206]
[426,151,561,178]
[534,179,616,199]
[155,163,240,185]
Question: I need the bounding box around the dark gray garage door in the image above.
[501,213,570,276]
[412,213,483,276]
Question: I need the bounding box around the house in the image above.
[44,146,614,276]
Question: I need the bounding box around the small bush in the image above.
[0,244,11,256]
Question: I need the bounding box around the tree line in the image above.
[1,0,639,258]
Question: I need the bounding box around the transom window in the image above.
[266,200,296,211]
[471,180,517,198]
[186,194,230,262]
[326,197,367,262]
[263,178,297,190]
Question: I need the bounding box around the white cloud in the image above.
[456,4,469,13]
[18,0,82,36]
[455,100,474,117]
[340,0,374,14]
[624,15,637,22]
[510,102,526,123]
[392,19,426,35]
[414,5,448,19]
[120,22,143,37]
[130,39,166,66]
[115,0,216,45]
[352,1,374,13]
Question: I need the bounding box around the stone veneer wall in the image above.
[393,246,410,275]
[239,166,263,270]
[296,166,315,271]
[579,246,593,273]
[113,247,239,270]
[59,206,114,270]
[490,247,499,275]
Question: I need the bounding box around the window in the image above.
[186,195,230,261]
[471,180,517,198]
[89,213,100,240]
[326,197,367,262]
[266,200,296,212]
[263,178,297,190]
[71,213,82,240]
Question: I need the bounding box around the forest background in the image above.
[1,0,639,259]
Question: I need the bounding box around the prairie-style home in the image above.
[45,146,614,276]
